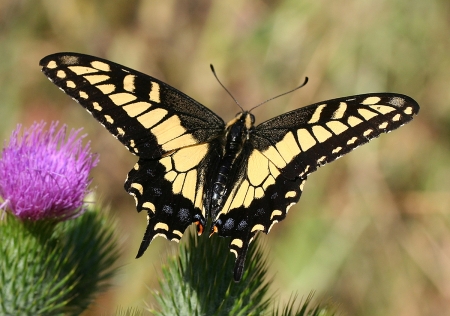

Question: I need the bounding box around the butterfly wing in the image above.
[40,53,226,255]
[40,53,225,158]
[213,93,419,281]
[127,140,222,256]
[253,93,419,179]
[212,144,305,281]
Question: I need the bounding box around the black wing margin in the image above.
[40,52,225,159]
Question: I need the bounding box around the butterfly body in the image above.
[209,112,254,217]
[40,53,419,281]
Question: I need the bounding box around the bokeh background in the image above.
[1,0,449,315]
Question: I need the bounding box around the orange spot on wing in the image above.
[196,221,204,235]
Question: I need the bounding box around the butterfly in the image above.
[40,53,419,281]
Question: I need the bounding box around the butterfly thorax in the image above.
[209,112,254,218]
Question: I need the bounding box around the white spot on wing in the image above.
[370,105,396,114]
[308,104,327,124]
[326,121,348,135]
[131,183,144,195]
[123,74,136,92]
[378,122,388,129]
[251,224,265,232]
[66,81,76,88]
[46,60,57,69]
[79,91,88,99]
[247,150,270,186]
[68,66,98,75]
[358,108,378,120]
[137,108,167,129]
[347,137,358,145]
[172,144,209,172]
[297,128,316,151]
[231,239,243,248]
[96,84,115,94]
[91,61,111,71]
[270,210,282,220]
[312,125,332,143]
[123,102,152,117]
[332,102,347,119]
[56,70,66,78]
[392,114,401,121]
[92,102,103,111]
[104,115,114,124]
[142,202,155,213]
[154,222,169,231]
[149,81,161,103]
[285,191,296,198]
[361,96,381,105]
[84,74,110,84]
[109,92,137,105]
[348,116,363,127]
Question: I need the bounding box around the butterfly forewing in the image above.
[252,93,420,179]
[39,53,225,159]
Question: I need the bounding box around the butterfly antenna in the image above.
[210,64,244,112]
[248,77,309,113]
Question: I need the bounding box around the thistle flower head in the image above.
[0,121,98,221]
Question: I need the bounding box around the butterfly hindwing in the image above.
[126,140,222,256]
[212,145,306,280]
[39,53,225,159]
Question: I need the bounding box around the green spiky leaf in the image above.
[0,209,119,315]
[150,230,270,316]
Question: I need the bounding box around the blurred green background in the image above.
[1,0,449,315]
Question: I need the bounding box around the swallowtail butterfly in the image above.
[40,53,419,281]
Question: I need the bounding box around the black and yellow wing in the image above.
[212,93,419,280]
[40,52,224,254]
[40,53,224,158]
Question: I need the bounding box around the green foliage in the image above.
[0,209,119,315]
[272,293,337,316]
[151,231,270,316]
[150,230,336,316]
[115,306,144,316]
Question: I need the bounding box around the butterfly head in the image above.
[226,111,255,130]
[224,112,255,144]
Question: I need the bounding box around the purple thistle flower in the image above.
[0,121,99,221]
